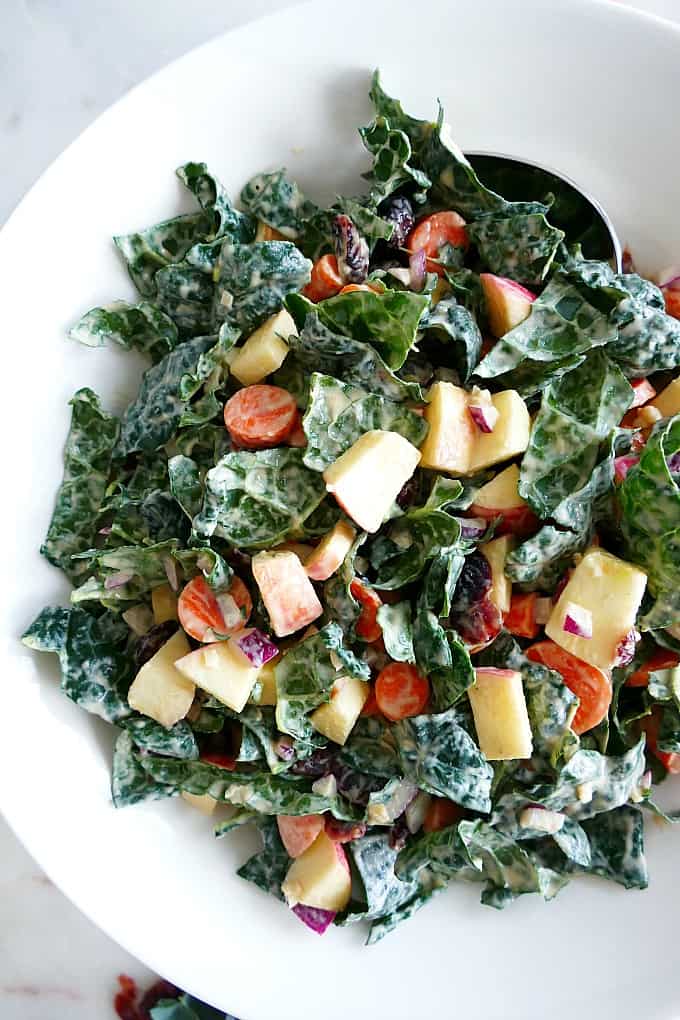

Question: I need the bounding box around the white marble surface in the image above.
[1,0,680,1017]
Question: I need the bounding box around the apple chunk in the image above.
[546,548,647,670]
[419,381,476,474]
[473,464,525,510]
[323,430,421,533]
[480,534,515,614]
[127,629,194,728]
[249,658,278,706]
[305,520,356,582]
[229,309,294,385]
[174,636,260,712]
[251,551,323,637]
[468,668,533,761]
[277,814,325,858]
[419,382,529,475]
[310,675,369,745]
[282,832,351,911]
[469,390,530,471]
[480,273,536,337]
[151,583,178,625]
[470,463,536,536]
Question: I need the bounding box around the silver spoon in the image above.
[465,151,623,272]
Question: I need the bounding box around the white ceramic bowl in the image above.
[2,2,680,1017]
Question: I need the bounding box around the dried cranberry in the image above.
[332,764,386,806]
[325,817,367,842]
[448,553,502,648]
[290,747,336,778]
[388,816,410,851]
[134,621,178,670]
[450,552,492,613]
[396,476,418,509]
[332,214,369,283]
[453,597,503,648]
[380,195,415,249]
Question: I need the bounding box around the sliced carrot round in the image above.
[302,253,344,302]
[375,662,430,722]
[406,211,469,276]
[626,649,680,688]
[224,384,297,449]
[526,640,612,735]
[285,410,307,448]
[178,574,252,643]
[422,797,463,834]
[350,578,383,642]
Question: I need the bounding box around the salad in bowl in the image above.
[22,72,680,944]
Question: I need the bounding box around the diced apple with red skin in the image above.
[468,668,533,760]
[480,534,515,614]
[323,430,421,533]
[127,629,194,728]
[174,636,260,712]
[480,273,536,338]
[277,814,325,858]
[305,520,357,582]
[470,464,538,537]
[546,548,647,670]
[251,551,323,638]
[281,832,351,911]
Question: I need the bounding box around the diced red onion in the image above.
[236,628,279,667]
[614,455,639,483]
[98,525,112,535]
[163,555,180,592]
[534,597,553,625]
[291,904,336,935]
[408,248,427,292]
[459,517,488,540]
[104,571,134,590]
[668,452,680,474]
[273,736,295,761]
[657,264,680,291]
[562,602,593,639]
[405,792,432,834]
[468,402,499,434]
[614,628,640,666]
